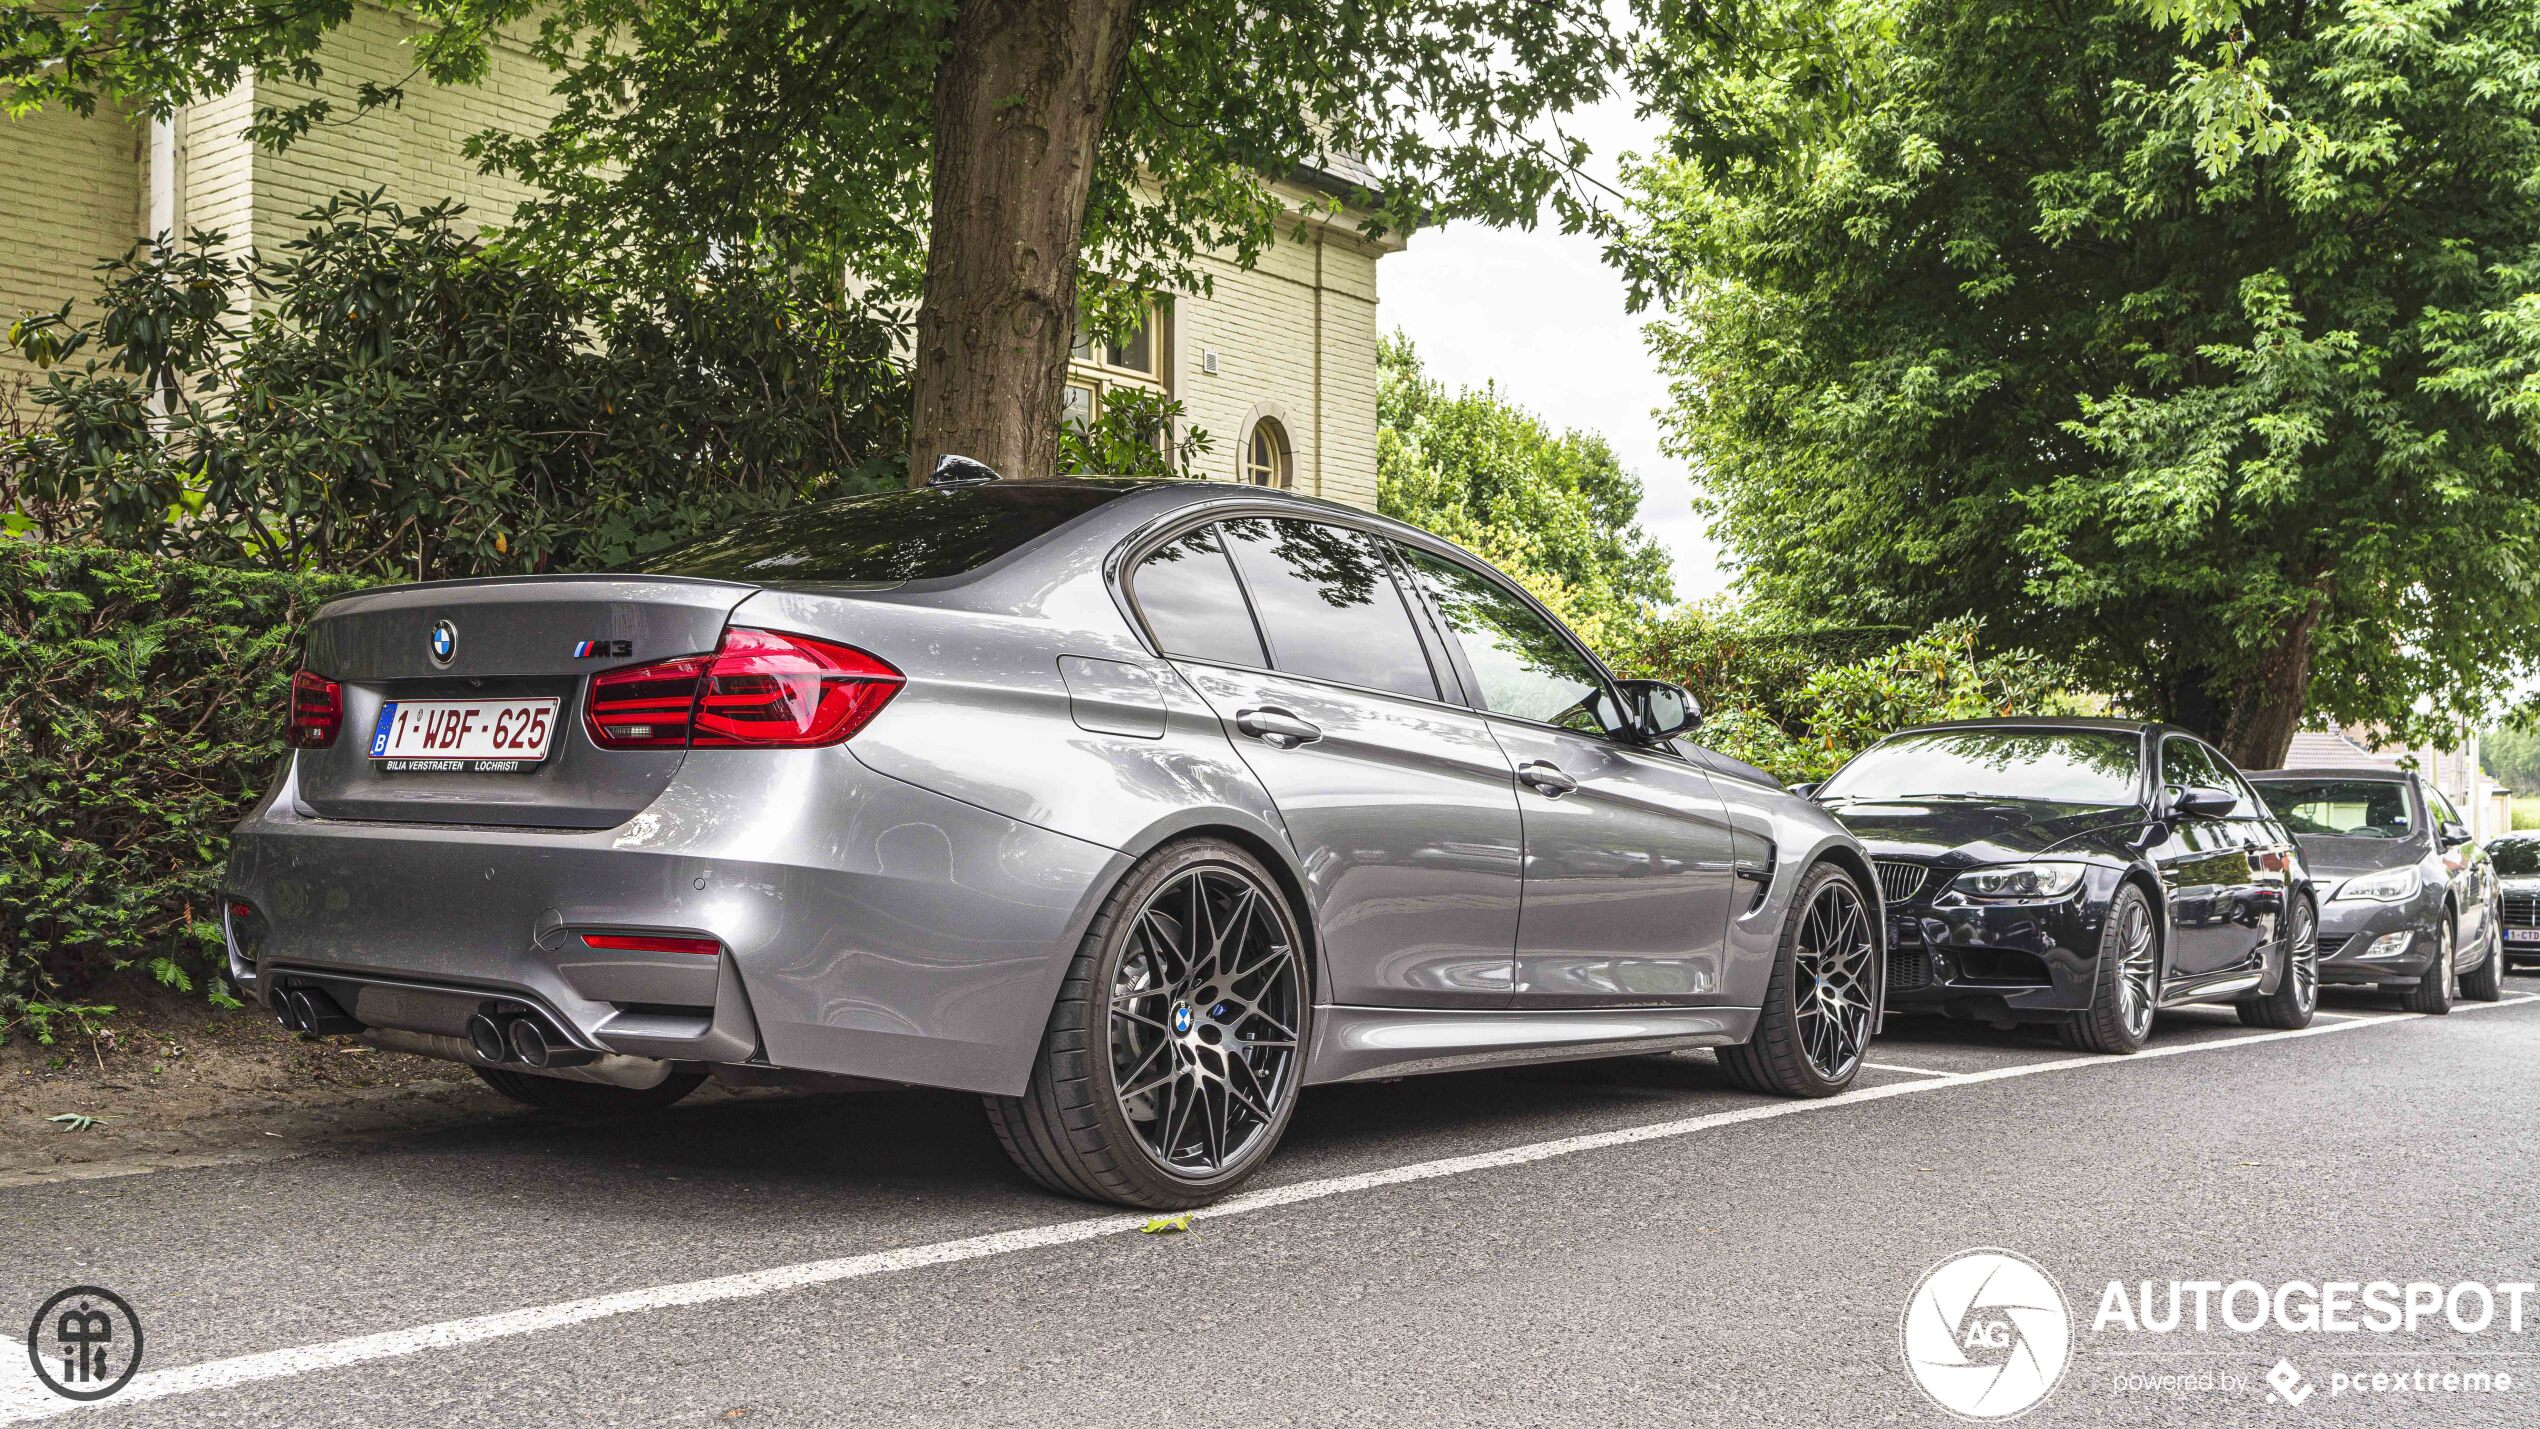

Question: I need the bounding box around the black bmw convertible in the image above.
[1802,718,2318,1053]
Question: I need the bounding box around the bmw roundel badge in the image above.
[1172,1004,1194,1035]
[428,619,457,667]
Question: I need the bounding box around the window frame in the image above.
[1384,535,1645,747]
[1241,418,1293,489]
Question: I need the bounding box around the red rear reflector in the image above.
[579,932,722,956]
[583,627,902,750]
[285,669,343,748]
[226,900,256,920]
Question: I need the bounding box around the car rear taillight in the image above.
[583,627,903,750]
[285,669,343,748]
[579,932,721,955]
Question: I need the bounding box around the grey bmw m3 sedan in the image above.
[223,473,1883,1207]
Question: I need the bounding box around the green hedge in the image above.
[1,546,364,1015]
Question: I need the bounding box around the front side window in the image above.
[2160,738,2227,792]
[1397,546,1608,729]
[2259,780,2415,838]
[1819,729,2144,806]
[1219,517,1436,700]
[1132,524,1265,668]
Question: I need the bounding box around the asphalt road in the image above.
[5,986,2537,1427]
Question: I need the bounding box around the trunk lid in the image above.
[295,575,756,828]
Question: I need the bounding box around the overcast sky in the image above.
[1375,90,1731,603]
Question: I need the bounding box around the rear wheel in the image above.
[2401,920,2456,1015]
[473,1065,704,1115]
[1716,862,1876,1098]
[2461,915,2505,1003]
[984,839,1309,1208]
[2238,895,2318,1029]
[2061,884,2158,1054]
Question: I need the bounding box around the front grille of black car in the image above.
[1888,948,1933,993]
[2505,892,2540,929]
[1875,860,1931,905]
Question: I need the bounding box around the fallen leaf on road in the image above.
[46,1113,101,1132]
[1141,1213,1194,1235]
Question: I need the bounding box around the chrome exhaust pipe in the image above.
[466,1011,511,1064]
[274,991,308,1033]
[506,1014,596,1069]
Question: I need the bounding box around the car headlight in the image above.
[1950,862,2089,900]
[2332,866,2417,903]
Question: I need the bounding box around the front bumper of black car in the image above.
[1882,871,2108,1019]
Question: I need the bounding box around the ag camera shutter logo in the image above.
[1901,1249,2072,1420]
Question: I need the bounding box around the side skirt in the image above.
[1304,1005,1762,1086]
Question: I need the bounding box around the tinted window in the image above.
[1133,525,1265,667]
[1818,729,2143,806]
[2160,738,2227,791]
[647,483,1125,584]
[2427,784,2466,827]
[1398,546,1607,728]
[1219,518,1436,700]
[2492,838,2540,875]
[2257,779,2415,838]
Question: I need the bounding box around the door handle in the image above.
[1235,706,1323,749]
[1517,760,1579,797]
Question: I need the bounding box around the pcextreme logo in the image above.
[1901,1249,2073,1420]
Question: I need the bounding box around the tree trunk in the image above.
[909,0,1141,486]
[2220,591,2328,772]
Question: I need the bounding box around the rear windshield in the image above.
[645,482,1128,585]
[2257,779,2414,838]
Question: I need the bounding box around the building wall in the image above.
[0,6,1397,514]
[0,102,140,390]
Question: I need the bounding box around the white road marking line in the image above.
[1863,1061,1953,1076]
[3,992,2532,1423]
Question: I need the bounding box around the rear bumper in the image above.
[223,747,1125,1096]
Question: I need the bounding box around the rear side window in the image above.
[1132,525,1266,667]
[1219,517,1438,700]
[646,483,1125,585]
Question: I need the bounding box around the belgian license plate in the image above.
[2508,929,2540,944]
[368,699,557,770]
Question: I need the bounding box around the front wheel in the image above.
[984,839,1309,1208]
[2061,883,2158,1054]
[2238,895,2318,1029]
[2402,919,2456,1015]
[1717,862,1877,1098]
[2462,914,2506,1002]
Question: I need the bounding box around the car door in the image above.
[2154,736,2268,984]
[2425,782,2490,948]
[2213,757,2294,969]
[1127,516,1525,1009]
[1391,542,1743,1006]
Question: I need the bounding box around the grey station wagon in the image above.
[223,474,1883,1206]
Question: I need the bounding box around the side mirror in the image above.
[2440,821,2473,849]
[1789,782,1821,801]
[1616,679,1701,741]
[2170,785,2239,820]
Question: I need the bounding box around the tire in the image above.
[2461,914,2505,1003]
[474,1065,705,1115]
[1717,862,1876,1098]
[2238,894,2318,1029]
[2061,883,2159,1054]
[983,838,1310,1209]
[2401,919,2456,1015]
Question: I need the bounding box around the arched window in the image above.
[1243,418,1292,488]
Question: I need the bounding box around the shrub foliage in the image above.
[0,546,362,1019]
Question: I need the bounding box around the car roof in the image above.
[2246,767,2413,783]
[1888,716,2176,739]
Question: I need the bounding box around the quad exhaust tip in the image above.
[273,986,360,1037]
[468,1006,597,1070]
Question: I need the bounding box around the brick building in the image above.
[0,6,1403,508]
